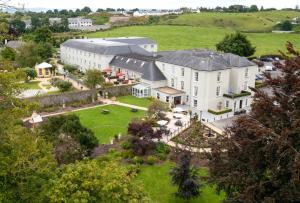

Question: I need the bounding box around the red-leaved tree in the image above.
[208,42,300,203]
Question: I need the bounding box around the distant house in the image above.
[35,62,53,78]
[22,19,32,29]
[49,18,62,25]
[68,18,93,29]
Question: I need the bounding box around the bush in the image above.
[63,64,77,73]
[131,108,138,113]
[155,142,171,154]
[146,155,158,165]
[133,156,143,164]
[54,80,73,92]
[121,140,132,150]
[175,120,183,126]
[121,150,135,159]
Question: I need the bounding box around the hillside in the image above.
[87,25,300,56]
[159,11,300,32]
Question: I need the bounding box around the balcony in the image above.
[223,90,251,99]
[208,108,232,115]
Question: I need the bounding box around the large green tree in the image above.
[47,160,149,202]
[84,69,104,102]
[216,32,256,57]
[0,47,16,61]
[209,43,300,202]
[0,64,56,202]
[16,42,41,67]
[9,19,26,36]
[33,27,53,43]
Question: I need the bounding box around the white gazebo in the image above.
[35,62,53,78]
[132,83,151,98]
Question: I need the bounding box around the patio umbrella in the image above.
[116,72,124,77]
[103,68,112,72]
[157,120,168,126]
[173,107,184,113]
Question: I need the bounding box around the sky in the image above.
[9,0,300,10]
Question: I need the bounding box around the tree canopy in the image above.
[47,160,149,203]
[209,42,300,202]
[216,32,256,57]
[84,69,104,89]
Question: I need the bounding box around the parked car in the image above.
[256,74,263,80]
[260,57,274,62]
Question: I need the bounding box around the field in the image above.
[71,105,145,144]
[159,11,300,32]
[117,95,151,108]
[136,161,225,203]
[87,25,300,56]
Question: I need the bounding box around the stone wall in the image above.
[25,84,135,107]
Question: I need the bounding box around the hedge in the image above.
[223,91,251,99]
[208,108,232,115]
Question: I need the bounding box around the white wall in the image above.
[60,45,113,72]
[229,66,258,93]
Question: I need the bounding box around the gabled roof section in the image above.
[61,39,153,56]
[107,37,156,45]
[110,54,166,81]
[157,49,255,71]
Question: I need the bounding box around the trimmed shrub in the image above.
[146,155,158,165]
[133,156,143,164]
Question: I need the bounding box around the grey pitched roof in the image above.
[61,39,153,56]
[157,49,255,71]
[107,37,156,45]
[68,18,92,23]
[110,54,166,81]
[6,41,24,50]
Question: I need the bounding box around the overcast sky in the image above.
[9,0,300,10]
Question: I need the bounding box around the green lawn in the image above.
[87,25,300,56]
[21,81,41,89]
[136,161,225,203]
[117,95,151,108]
[159,11,300,32]
[70,105,145,144]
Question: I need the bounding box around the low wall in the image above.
[24,84,135,107]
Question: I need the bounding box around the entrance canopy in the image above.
[132,83,151,98]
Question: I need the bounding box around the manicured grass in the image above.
[87,25,300,56]
[136,161,225,203]
[21,81,41,89]
[117,95,151,108]
[70,105,146,144]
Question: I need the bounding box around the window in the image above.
[39,69,42,75]
[244,81,248,91]
[245,68,249,78]
[234,101,237,110]
[186,95,189,102]
[171,78,174,87]
[194,72,199,81]
[172,66,175,74]
[98,64,101,68]
[166,96,169,102]
[217,72,221,82]
[216,86,221,97]
[45,69,49,75]
[157,93,160,99]
[226,100,229,108]
[193,99,198,107]
[181,81,184,90]
[181,68,184,76]
[151,44,154,48]
[194,86,198,97]
[144,45,147,49]
[246,99,248,106]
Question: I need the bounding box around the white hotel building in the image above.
[61,37,258,121]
